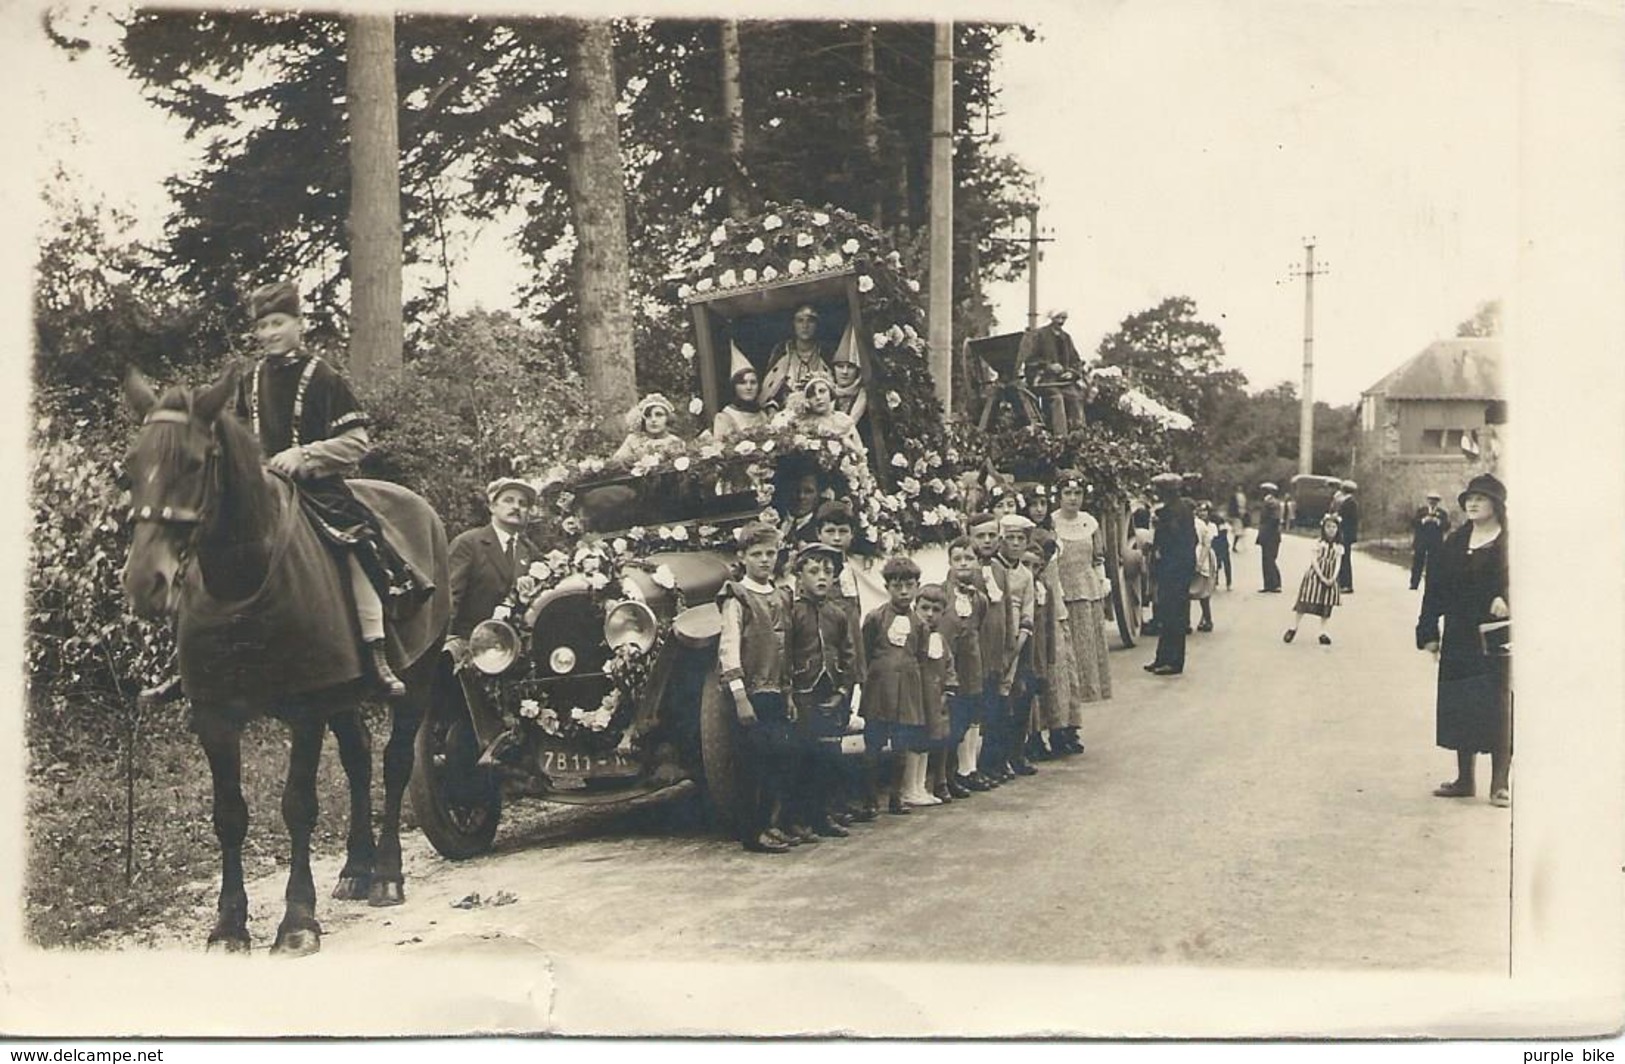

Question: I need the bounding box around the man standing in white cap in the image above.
[1410,489,1450,590]
[447,477,541,764]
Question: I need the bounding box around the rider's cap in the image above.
[249,281,301,321]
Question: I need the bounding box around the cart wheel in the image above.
[409,663,501,859]
[697,663,749,834]
[1104,508,1144,649]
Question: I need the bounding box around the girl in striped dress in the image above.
[1285,514,1344,646]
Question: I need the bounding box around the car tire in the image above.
[697,662,748,834]
[409,661,502,859]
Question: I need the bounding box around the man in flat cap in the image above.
[233,280,432,697]
[1146,473,1196,676]
[446,477,542,764]
[1410,490,1450,590]
[1256,481,1283,593]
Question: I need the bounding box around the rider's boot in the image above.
[366,640,407,699]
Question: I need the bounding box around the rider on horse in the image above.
[144,280,432,701]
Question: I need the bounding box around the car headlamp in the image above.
[548,646,578,674]
[603,600,658,655]
[469,619,521,675]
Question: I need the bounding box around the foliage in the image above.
[33,178,231,417]
[27,402,174,760]
[105,15,1037,397]
[360,309,600,534]
[1455,299,1502,338]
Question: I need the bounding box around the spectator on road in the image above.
[1417,473,1511,808]
[1337,480,1361,592]
[1145,472,1196,676]
[1192,501,1218,633]
[1210,511,1233,590]
[1410,490,1451,590]
[1283,513,1343,646]
[1256,482,1284,593]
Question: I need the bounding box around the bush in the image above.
[361,310,606,534]
[27,398,174,764]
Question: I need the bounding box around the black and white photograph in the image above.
[3,0,1622,1046]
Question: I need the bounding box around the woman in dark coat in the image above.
[1416,473,1511,807]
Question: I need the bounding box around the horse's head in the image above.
[120,367,237,618]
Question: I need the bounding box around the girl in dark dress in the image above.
[1417,473,1511,807]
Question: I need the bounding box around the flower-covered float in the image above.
[410,202,1188,859]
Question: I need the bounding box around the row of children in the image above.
[715,497,1094,854]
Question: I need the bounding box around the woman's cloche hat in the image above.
[1458,472,1507,509]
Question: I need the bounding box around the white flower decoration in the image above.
[762,265,779,281]
[761,439,776,453]
[695,277,714,292]
[677,284,693,299]
[696,250,715,269]
[873,332,889,349]
[671,525,689,541]
[687,397,704,416]
[759,508,779,524]
[903,324,918,341]
[680,342,696,361]
[735,439,757,455]
[788,259,806,276]
[763,214,784,231]
[720,268,738,286]
[746,237,765,254]
[907,279,921,293]
[795,232,814,248]
[886,390,903,410]
[812,211,830,226]
[891,452,909,469]
[674,455,692,471]
[547,549,570,568]
[888,324,905,344]
[922,509,941,526]
[857,275,874,293]
[886,250,902,267]
[587,571,610,591]
[612,537,629,553]
[742,267,758,283]
[653,564,677,589]
[493,603,512,621]
[841,238,860,254]
[710,225,728,246]
[528,561,552,580]
[519,698,541,719]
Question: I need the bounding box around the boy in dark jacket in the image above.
[787,543,857,840]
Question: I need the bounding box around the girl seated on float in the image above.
[772,377,865,456]
[612,393,687,466]
[712,345,769,441]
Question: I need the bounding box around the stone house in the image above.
[1354,337,1506,537]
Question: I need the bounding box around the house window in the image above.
[1420,429,1467,452]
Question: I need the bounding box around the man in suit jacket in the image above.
[1256,482,1283,592]
[448,477,541,764]
[1146,473,1197,675]
[1336,480,1360,593]
[1410,490,1451,590]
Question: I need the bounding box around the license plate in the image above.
[538,747,641,783]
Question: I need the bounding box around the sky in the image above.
[1,0,1599,409]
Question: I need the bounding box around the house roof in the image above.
[1363,338,1504,401]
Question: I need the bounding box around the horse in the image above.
[119,367,451,956]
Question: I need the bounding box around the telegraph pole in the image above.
[928,22,954,413]
[1288,240,1329,476]
[1025,206,1041,331]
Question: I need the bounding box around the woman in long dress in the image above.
[1050,470,1113,754]
[1417,473,1511,807]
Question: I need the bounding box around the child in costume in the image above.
[612,393,687,466]
[861,555,925,815]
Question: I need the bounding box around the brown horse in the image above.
[120,368,451,955]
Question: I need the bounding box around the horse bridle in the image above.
[129,408,223,588]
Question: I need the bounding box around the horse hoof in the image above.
[368,880,405,908]
[206,934,252,955]
[271,928,321,957]
[332,875,373,901]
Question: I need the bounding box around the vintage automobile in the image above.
[1289,473,1346,528]
[410,269,892,858]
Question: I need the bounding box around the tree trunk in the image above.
[345,13,403,387]
[720,20,749,220]
[860,24,883,227]
[567,19,638,434]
